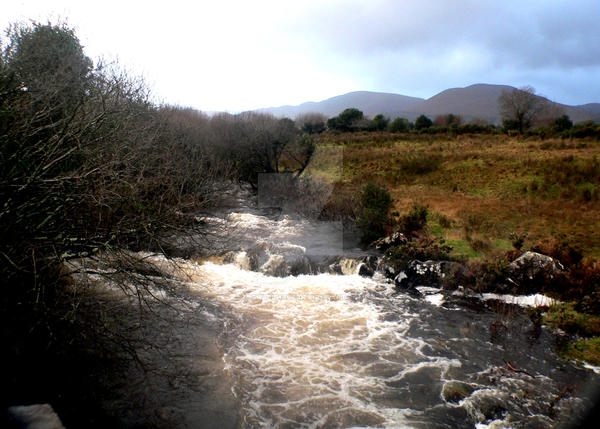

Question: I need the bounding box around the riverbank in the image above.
[312,132,600,259]
[307,131,600,368]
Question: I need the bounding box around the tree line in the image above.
[0,20,316,284]
[0,21,317,410]
[298,87,599,138]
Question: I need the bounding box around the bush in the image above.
[297,112,327,134]
[553,115,573,132]
[414,114,433,130]
[397,204,429,237]
[544,303,600,337]
[371,114,389,131]
[355,183,392,244]
[470,258,513,293]
[327,108,364,132]
[509,232,527,250]
[568,121,600,138]
[559,337,600,366]
[531,237,583,268]
[388,117,411,132]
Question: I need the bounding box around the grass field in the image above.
[310,132,600,259]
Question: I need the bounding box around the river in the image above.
[87,186,600,428]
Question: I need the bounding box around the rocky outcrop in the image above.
[509,251,563,280]
[328,255,379,277]
[376,257,398,279]
[506,251,565,292]
[371,232,408,252]
[394,260,459,289]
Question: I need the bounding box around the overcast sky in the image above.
[3,1,599,112]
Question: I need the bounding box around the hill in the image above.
[256,91,424,118]
[400,84,513,123]
[577,103,600,115]
[254,84,600,124]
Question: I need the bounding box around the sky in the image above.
[3,0,600,112]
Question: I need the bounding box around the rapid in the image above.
[139,186,599,429]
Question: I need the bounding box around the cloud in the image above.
[268,0,600,104]
[2,0,599,108]
[283,1,600,69]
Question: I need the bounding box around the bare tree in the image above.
[433,114,463,127]
[295,112,327,134]
[498,86,549,133]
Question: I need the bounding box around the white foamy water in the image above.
[176,262,424,427]
[140,254,593,429]
[130,199,597,428]
[480,293,559,308]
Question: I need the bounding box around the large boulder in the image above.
[394,260,459,289]
[509,251,563,281]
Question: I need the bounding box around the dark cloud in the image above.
[279,0,600,104]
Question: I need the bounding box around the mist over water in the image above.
[152,187,599,428]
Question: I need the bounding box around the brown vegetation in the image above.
[316,132,600,258]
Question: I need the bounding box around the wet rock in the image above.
[442,381,475,404]
[395,260,459,289]
[156,406,183,422]
[242,241,314,276]
[328,260,343,275]
[481,403,507,421]
[358,262,374,277]
[371,232,408,251]
[376,257,397,279]
[393,272,423,297]
[357,255,378,277]
[6,404,65,429]
[386,366,443,408]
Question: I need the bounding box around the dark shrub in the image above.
[531,237,582,268]
[356,183,392,245]
[388,117,411,132]
[471,259,513,293]
[553,115,573,132]
[509,232,527,250]
[397,204,429,237]
[414,114,433,130]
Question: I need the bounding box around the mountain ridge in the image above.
[254,84,600,124]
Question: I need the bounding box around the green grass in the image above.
[544,303,600,337]
[447,238,482,259]
[491,239,513,252]
[428,221,445,238]
[559,337,600,366]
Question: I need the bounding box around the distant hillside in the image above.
[400,84,513,123]
[254,84,600,124]
[400,84,600,124]
[576,103,600,115]
[256,91,424,118]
